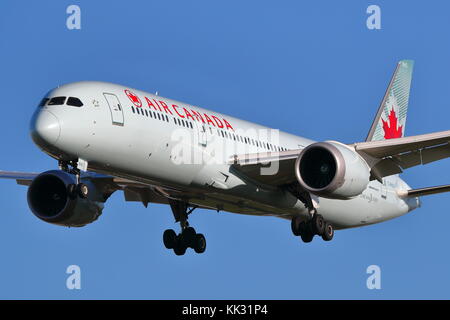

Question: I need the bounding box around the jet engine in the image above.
[295,141,370,199]
[27,170,113,227]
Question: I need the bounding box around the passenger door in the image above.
[103,93,124,126]
[196,122,207,146]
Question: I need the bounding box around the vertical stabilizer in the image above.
[366,60,414,141]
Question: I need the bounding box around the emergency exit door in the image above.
[103,93,124,126]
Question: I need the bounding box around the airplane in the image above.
[1,59,450,256]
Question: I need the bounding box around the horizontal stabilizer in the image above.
[397,184,450,198]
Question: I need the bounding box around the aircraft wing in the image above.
[0,170,147,187]
[0,170,208,208]
[0,171,39,186]
[229,150,302,186]
[354,129,450,179]
[229,130,450,187]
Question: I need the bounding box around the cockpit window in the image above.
[39,98,49,107]
[48,96,66,105]
[67,97,84,107]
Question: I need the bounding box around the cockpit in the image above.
[39,96,84,107]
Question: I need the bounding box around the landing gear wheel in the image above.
[300,230,314,243]
[173,236,187,256]
[291,217,302,236]
[299,222,314,243]
[76,183,89,199]
[163,229,177,249]
[182,227,197,248]
[166,200,207,255]
[193,233,206,254]
[322,223,334,241]
[311,214,325,235]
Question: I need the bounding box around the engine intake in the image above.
[27,170,106,227]
[295,142,370,199]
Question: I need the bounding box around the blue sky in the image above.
[0,0,449,299]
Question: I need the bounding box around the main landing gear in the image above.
[59,160,89,199]
[285,184,334,243]
[291,213,334,243]
[163,200,207,256]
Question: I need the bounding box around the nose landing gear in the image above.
[163,200,207,256]
[59,160,89,199]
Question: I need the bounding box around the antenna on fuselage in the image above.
[155,91,159,96]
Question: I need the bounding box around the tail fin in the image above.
[366,60,414,142]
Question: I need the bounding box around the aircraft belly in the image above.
[317,189,409,229]
[190,162,309,214]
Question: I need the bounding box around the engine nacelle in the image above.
[27,170,107,227]
[295,141,370,199]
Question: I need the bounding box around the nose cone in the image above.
[30,110,61,147]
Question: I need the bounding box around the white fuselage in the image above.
[30,81,420,229]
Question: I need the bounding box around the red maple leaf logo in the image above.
[124,89,142,107]
[382,107,403,139]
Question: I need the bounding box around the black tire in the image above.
[311,214,325,235]
[291,217,302,236]
[322,223,334,241]
[300,228,314,243]
[194,233,206,254]
[173,236,187,256]
[163,229,177,249]
[182,227,197,248]
[77,183,89,199]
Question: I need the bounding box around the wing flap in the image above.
[123,186,170,207]
[394,142,450,169]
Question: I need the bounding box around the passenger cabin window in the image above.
[67,97,84,107]
[48,96,66,105]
